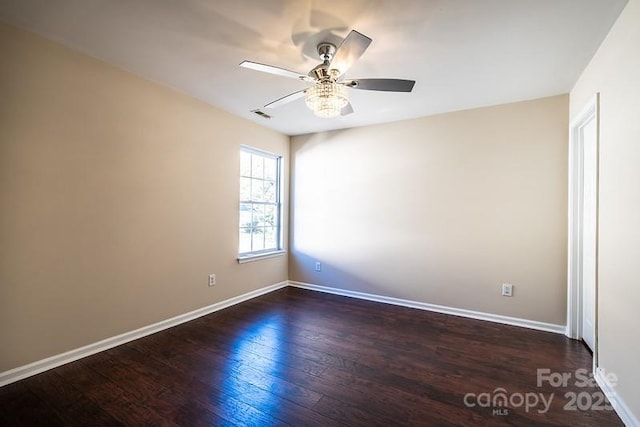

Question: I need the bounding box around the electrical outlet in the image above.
[315,262,321,272]
[502,283,513,297]
[208,274,216,287]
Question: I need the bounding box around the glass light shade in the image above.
[305,82,349,118]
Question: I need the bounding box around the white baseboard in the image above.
[288,281,566,334]
[0,279,570,388]
[5,278,634,425]
[0,281,288,387]
[595,366,639,427]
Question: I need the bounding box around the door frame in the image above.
[566,94,599,365]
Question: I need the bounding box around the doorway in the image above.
[567,94,599,357]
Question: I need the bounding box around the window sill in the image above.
[237,250,287,264]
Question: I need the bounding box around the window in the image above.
[238,146,283,260]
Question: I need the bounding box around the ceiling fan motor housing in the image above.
[317,42,336,61]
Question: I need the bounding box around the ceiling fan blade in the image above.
[346,78,415,92]
[341,103,354,116]
[330,30,372,77]
[239,61,314,82]
[264,89,307,109]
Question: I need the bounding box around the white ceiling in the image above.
[0,0,628,136]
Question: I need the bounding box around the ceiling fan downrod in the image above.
[309,42,337,81]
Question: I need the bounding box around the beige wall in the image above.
[290,95,569,325]
[0,23,288,372]
[570,0,640,421]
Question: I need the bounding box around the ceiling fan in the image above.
[240,30,415,118]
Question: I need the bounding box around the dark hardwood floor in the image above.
[0,287,623,426]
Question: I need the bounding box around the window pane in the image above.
[252,204,265,227]
[264,227,277,250]
[252,228,265,251]
[264,205,276,227]
[240,203,252,227]
[240,151,251,177]
[239,228,252,253]
[251,155,264,179]
[240,177,251,201]
[263,180,276,203]
[264,157,277,180]
[251,178,264,201]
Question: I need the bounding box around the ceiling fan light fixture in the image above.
[305,81,348,118]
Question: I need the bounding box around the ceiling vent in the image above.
[251,109,272,119]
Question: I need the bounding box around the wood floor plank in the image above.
[124,328,336,426]
[55,359,178,426]
[0,287,624,426]
[26,370,123,426]
[0,381,67,426]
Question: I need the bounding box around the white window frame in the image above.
[237,145,285,263]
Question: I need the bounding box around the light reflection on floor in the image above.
[222,314,284,416]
